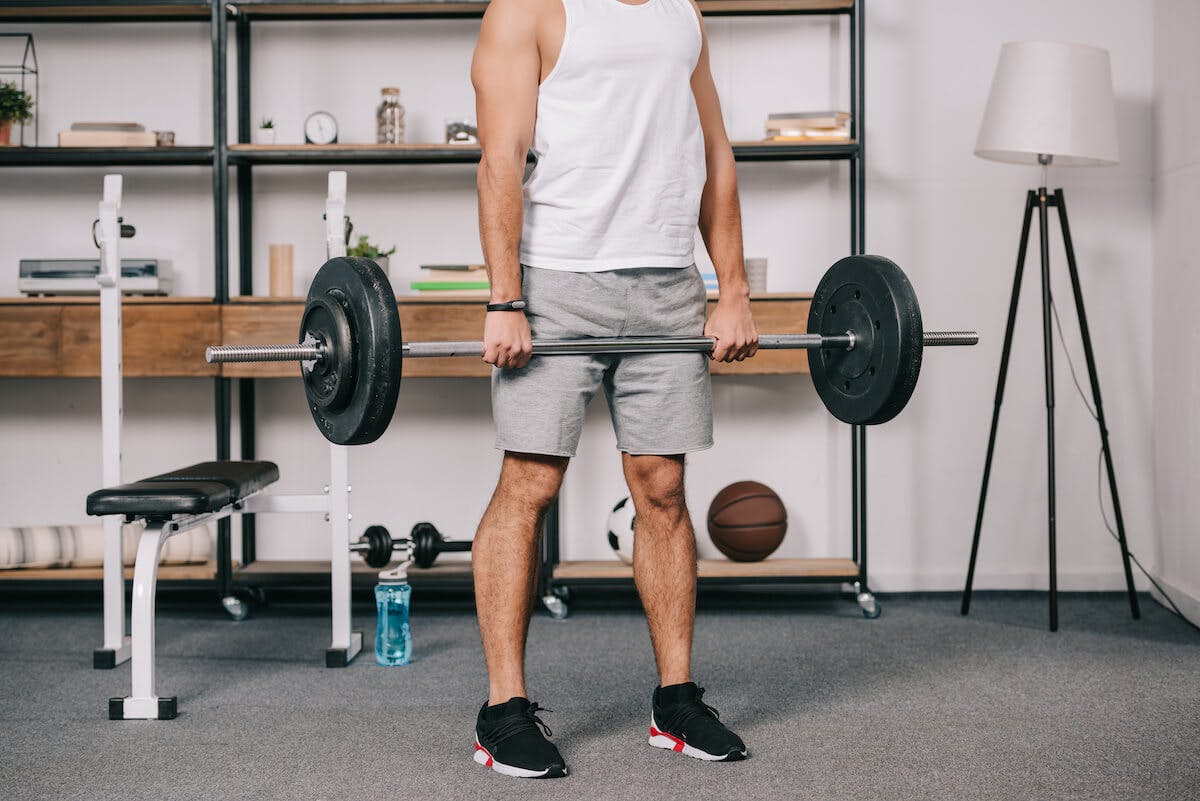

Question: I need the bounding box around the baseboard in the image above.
[1148,575,1200,627]
[865,569,1150,594]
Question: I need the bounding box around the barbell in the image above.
[205,254,978,445]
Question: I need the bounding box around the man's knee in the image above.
[495,452,569,514]
[625,455,687,517]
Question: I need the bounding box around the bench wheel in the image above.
[221,588,265,621]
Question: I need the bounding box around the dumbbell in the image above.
[350,522,472,569]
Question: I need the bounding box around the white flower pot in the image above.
[254,128,277,145]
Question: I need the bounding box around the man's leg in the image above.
[623,453,695,685]
[623,452,748,761]
[474,451,568,705]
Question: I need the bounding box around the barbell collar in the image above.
[205,330,978,365]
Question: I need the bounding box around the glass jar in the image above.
[376,87,406,145]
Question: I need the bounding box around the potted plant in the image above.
[254,117,276,145]
[347,234,397,274]
[0,82,34,147]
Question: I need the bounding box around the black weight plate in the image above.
[808,255,923,425]
[300,294,355,412]
[302,257,403,445]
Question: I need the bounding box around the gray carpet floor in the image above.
[1,593,1197,801]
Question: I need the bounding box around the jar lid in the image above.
[381,86,400,95]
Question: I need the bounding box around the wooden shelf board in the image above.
[0,3,210,21]
[229,143,477,151]
[235,559,472,579]
[219,295,812,377]
[228,292,814,304]
[0,296,211,305]
[232,1,852,19]
[554,557,859,581]
[0,562,216,581]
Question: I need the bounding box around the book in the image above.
[767,111,850,129]
[69,122,147,132]
[766,133,852,143]
[417,263,485,272]
[410,280,491,292]
[411,288,492,298]
[763,127,849,140]
[420,268,489,283]
[58,130,158,147]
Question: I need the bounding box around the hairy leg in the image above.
[474,451,568,705]
[624,453,696,686]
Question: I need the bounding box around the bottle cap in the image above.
[379,558,411,582]
[382,87,400,95]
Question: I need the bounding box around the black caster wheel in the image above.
[853,582,881,619]
[221,595,249,621]
[541,593,569,620]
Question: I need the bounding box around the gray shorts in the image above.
[492,264,713,457]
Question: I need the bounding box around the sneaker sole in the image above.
[648,718,748,762]
[473,741,568,778]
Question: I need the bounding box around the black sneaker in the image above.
[649,682,748,762]
[473,697,568,778]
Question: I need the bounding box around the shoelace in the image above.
[659,687,721,734]
[488,702,554,745]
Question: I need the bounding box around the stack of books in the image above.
[764,111,851,142]
[58,122,157,148]
[409,264,490,297]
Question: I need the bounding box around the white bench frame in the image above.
[93,173,364,720]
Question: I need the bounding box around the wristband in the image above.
[486,299,527,312]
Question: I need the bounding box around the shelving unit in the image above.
[1,0,873,617]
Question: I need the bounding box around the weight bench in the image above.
[87,460,278,720]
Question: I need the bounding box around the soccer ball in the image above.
[606,496,637,565]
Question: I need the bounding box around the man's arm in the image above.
[689,3,758,362]
[472,0,540,368]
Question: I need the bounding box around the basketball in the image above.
[706,481,788,562]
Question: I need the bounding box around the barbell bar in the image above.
[202,254,979,445]
[206,330,977,365]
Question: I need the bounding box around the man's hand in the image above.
[483,311,533,369]
[704,296,759,362]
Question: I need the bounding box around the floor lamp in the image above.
[960,41,1140,631]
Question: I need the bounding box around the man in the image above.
[470,0,758,778]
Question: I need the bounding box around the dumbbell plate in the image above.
[302,257,403,445]
[808,255,923,425]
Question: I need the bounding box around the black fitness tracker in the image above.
[486,299,527,312]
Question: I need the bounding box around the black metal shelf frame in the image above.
[0,146,214,166]
[226,0,870,607]
[225,141,859,166]
[0,0,869,608]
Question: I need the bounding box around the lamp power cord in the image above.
[1050,298,1199,633]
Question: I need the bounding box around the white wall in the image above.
[1151,0,1200,622]
[0,2,1161,592]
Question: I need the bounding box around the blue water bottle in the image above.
[374,560,413,666]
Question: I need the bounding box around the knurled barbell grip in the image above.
[205,330,978,364]
[205,343,325,364]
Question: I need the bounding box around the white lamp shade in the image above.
[975,41,1119,167]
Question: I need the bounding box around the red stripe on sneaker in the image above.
[475,743,494,767]
[650,725,685,753]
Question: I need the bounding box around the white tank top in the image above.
[519,0,706,272]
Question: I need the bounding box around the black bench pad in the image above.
[87,460,279,518]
